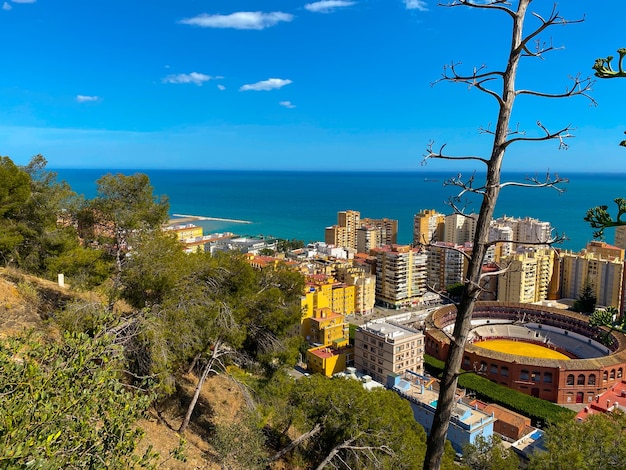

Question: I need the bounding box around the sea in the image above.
[52,169,626,253]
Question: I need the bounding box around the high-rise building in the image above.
[614,226,626,251]
[497,248,556,304]
[413,209,445,245]
[371,245,427,308]
[361,217,398,246]
[325,210,361,250]
[491,216,552,250]
[354,321,424,384]
[444,213,478,245]
[561,242,625,309]
[335,265,376,314]
[425,242,466,292]
[356,225,381,254]
[488,223,514,262]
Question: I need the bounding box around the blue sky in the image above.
[2,0,625,172]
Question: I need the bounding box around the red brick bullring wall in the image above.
[424,302,626,404]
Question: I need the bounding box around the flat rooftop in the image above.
[360,321,422,341]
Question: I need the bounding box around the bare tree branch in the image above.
[440,0,516,19]
[268,423,322,463]
[499,171,568,191]
[516,74,596,104]
[422,142,489,166]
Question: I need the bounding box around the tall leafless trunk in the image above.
[422,2,593,468]
[179,338,222,433]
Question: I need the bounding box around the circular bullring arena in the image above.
[424,302,626,405]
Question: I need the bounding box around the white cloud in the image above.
[179,11,293,30]
[76,95,100,103]
[2,2,11,10]
[217,84,226,91]
[304,1,355,13]
[279,101,296,109]
[239,78,292,92]
[403,0,428,11]
[162,72,214,86]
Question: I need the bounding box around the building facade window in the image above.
[544,372,553,383]
[577,374,585,386]
[618,368,623,379]
[501,366,509,377]
[603,371,608,382]
[567,374,575,386]
[588,374,596,386]
[610,369,616,380]
[520,370,529,381]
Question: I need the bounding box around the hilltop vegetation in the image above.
[0,155,455,468]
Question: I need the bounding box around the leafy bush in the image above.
[0,330,156,468]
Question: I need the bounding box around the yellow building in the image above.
[164,223,203,241]
[301,308,348,345]
[306,339,352,377]
[498,249,556,304]
[335,265,376,314]
[413,209,445,245]
[301,274,356,318]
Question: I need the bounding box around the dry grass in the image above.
[0,268,277,469]
[137,373,250,469]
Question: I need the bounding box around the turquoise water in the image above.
[53,169,626,252]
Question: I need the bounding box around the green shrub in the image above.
[424,354,574,426]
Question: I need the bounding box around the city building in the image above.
[497,248,556,304]
[360,217,398,246]
[560,242,624,309]
[413,209,445,245]
[444,213,477,245]
[306,340,352,377]
[301,307,348,345]
[209,236,277,255]
[356,225,381,254]
[301,274,356,317]
[354,321,424,384]
[389,371,495,453]
[335,265,376,315]
[425,242,466,292]
[614,226,626,251]
[325,210,361,251]
[371,244,427,309]
[487,223,514,263]
[163,223,203,241]
[575,379,626,421]
[492,216,552,250]
[468,400,532,441]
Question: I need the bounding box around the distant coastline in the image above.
[53,169,626,252]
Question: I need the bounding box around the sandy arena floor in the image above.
[474,339,570,360]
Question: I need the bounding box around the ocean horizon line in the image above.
[48,168,626,177]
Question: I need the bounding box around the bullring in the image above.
[424,301,626,404]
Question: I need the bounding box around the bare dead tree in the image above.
[421,2,594,468]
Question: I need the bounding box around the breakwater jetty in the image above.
[171,214,252,224]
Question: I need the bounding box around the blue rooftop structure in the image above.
[388,371,495,453]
